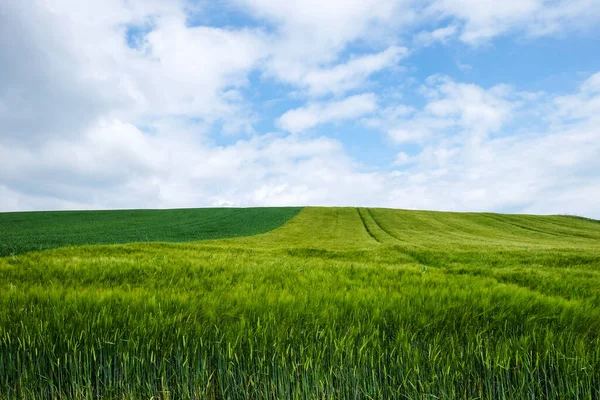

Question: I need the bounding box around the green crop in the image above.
[0,207,599,399]
[0,207,302,257]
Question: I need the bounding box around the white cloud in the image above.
[231,0,416,97]
[278,94,378,133]
[414,25,457,46]
[376,72,600,217]
[385,125,600,217]
[428,0,539,43]
[367,76,517,144]
[393,152,415,166]
[232,0,410,60]
[428,0,600,44]
[2,71,600,217]
[553,72,600,122]
[0,0,269,146]
[138,22,268,119]
[0,122,388,210]
[1,0,600,219]
[580,72,600,93]
[297,46,407,97]
[424,76,515,135]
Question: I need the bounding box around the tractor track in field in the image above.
[357,208,432,266]
[356,208,382,243]
[364,208,404,244]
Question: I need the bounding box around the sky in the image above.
[1,0,600,217]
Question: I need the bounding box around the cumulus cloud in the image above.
[553,72,600,122]
[386,126,600,217]
[230,0,415,98]
[137,22,268,120]
[414,25,458,46]
[2,69,600,217]
[293,46,408,97]
[0,0,269,143]
[366,76,518,144]
[278,94,378,133]
[1,0,599,218]
[428,0,600,44]
[0,125,387,210]
[232,0,410,60]
[377,72,600,217]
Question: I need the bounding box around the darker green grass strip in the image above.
[0,207,303,256]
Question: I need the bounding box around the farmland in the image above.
[1,207,599,398]
[0,207,302,257]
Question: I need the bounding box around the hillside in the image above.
[1,207,599,398]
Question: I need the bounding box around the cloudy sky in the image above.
[1,0,600,217]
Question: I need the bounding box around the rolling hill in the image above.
[1,207,599,398]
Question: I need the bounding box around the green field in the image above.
[1,207,599,399]
[0,207,302,257]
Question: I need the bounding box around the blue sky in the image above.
[1,0,600,217]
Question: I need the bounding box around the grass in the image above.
[1,207,599,398]
[0,207,303,257]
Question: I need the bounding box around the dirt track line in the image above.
[356,208,382,243]
[365,208,405,243]
[480,214,561,238]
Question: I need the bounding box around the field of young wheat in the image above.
[0,207,302,257]
[1,207,599,399]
